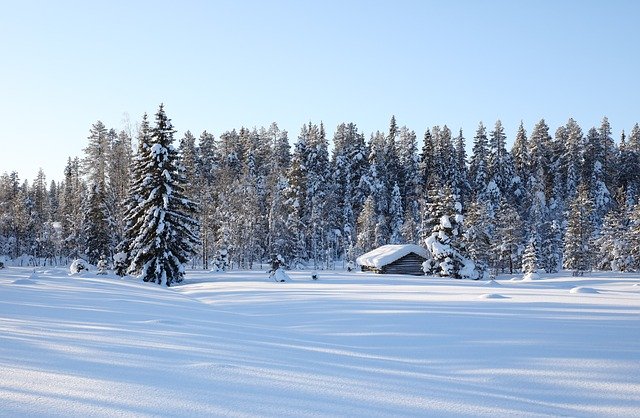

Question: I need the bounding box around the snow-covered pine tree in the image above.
[510,121,529,211]
[463,200,492,278]
[594,196,632,271]
[81,121,116,264]
[525,168,547,247]
[418,129,436,193]
[109,130,132,245]
[232,147,264,269]
[423,187,477,279]
[196,130,217,269]
[528,119,553,197]
[306,122,333,269]
[563,183,594,275]
[331,122,368,256]
[627,197,640,270]
[540,198,563,274]
[363,131,390,246]
[121,114,152,274]
[356,195,377,255]
[384,116,401,191]
[521,237,538,278]
[397,126,420,220]
[494,199,523,274]
[127,104,199,286]
[453,129,470,203]
[60,157,85,261]
[598,117,617,191]
[617,130,639,206]
[468,122,489,199]
[583,126,612,226]
[488,120,514,196]
[434,125,457,189]
[285,126,310,267]
[562,118,584,201]
[388,182,404,244]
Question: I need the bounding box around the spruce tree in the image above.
[388,182,404,244]
[128,104,199,286]
[356,195,377,255]
[423,187,477,279]
[82,121,115,264]
[463,200,492,277]
[521,238,538,277]
[494,199,523,274]
[510,121,529,209]
[563,184,594,275]
[468,122,489,198]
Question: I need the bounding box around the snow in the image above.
[478,293,508,299]
[570,286,600,294]
[356,244,428,268]
[522,272,541,281]
[1,268,640,417]
[113,252,127,263]
[69,258,90,274]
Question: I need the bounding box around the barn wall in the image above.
[381,253,426,276]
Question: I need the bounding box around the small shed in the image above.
[356,244,428,276]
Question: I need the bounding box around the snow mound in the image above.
[356,244,427,269]
[522,272,540,281]
[70,259,90,274]
[479,293,509,299]
[570,286,599,294]
[273,267,290,282]
[484,279,501,286]
[12,278,38,285]
[510,277,522,282]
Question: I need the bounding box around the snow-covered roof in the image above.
[356,244,428,269]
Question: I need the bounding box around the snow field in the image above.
[1,268,639,417]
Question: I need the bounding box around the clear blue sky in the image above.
[2,0,639,182]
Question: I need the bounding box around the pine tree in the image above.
[81,121,115,264]
[510,121,529,209]
[488,120,512,195]
[463,200,492,277]
[388,182,404,244]
[127,104,199,286]
[306,122,332,268]
[196,130,217,269]
[120,114,152,272]
[563,184,594,275]
[521,238,538,277]
[356,195,377,255]
[594,198,632,271]
[528,119,553,197]
[60,157,84,260]
[468,122,489,198]
[562,118,584,200]
[494,199,523,274]
[109,130,132,244]
[285,127,310,267]
[453,129,470,202]
[423,187,477,279]
[397,126,420,218]
[419,129,435,192]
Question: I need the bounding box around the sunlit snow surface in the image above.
[1,268,639,417]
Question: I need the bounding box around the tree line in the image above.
[1,106,640,279]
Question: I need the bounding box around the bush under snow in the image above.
[69,259,90,274]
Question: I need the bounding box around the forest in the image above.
[1,104,639,281]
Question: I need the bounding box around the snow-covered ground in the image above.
[1,267,639,417]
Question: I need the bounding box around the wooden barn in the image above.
[356,244,428,276]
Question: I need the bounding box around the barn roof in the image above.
[356,244,428,269]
